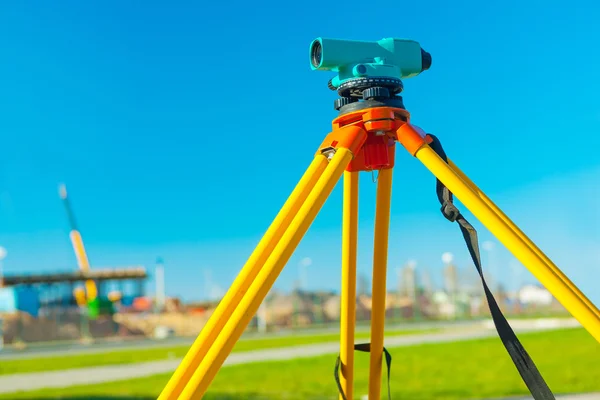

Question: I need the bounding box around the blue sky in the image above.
[0,1,599,304]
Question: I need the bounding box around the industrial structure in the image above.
[0,184,149,344]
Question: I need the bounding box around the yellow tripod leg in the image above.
[179,147,355,399]
[339,170,359,400]
[368,167,393,400]
[447,159,600,320]
[158,154,329,400]
[415,144,600,343]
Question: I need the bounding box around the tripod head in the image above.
[309,37,432,113]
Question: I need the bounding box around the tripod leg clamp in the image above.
[395,123,433,156]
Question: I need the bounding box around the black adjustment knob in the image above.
[328,79,336,91]
[362,87,390,100]
[334,97,353,111]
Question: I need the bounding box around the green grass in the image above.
[0,328,433,376]
[2,327,598,400]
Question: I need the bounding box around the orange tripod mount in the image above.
[316,105,436,400]
[158,92,600,400]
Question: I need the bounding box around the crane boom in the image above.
[59,184,97,301]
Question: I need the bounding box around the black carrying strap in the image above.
[335,343,392,400]
[427,134,555,400]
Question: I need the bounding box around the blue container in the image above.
[120,295,136,307]
[0,286,40,317]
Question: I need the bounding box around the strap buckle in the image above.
[441,201,460,222]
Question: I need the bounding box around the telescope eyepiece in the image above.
[421,49,432,72]
[310,39,322,68]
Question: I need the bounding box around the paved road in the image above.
[0,322,581,395]
[489,394,600,400]
[0,335,194,361]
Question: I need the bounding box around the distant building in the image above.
[430,291,455,318]
[400,266,417,298]
[518,284,553,306]
[443,264,458,294]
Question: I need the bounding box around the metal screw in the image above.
[321,148,336,160]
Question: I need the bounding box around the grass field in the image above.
[2,327,598,400]
[0,327,434,376]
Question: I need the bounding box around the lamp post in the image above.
[0,246,5,351]
[482,240,496,294]
[298,257,312,291]
[0,246,6,288]
[442,252,458,320]
[155,257,165,313]
[509,258,524,314]
[405,259,419,321]
[395,266,402,321]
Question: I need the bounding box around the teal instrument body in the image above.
[309,37,431,88]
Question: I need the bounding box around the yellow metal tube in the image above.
[416,145,600,343]
[158,154,329,400]
[339,171,359,400]
[179,148,354,399]
[368,167,393,400]
[447,159,600,319]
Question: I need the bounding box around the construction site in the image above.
[0,184,152,346]
[0,183,570,347]
[0,259,569,347]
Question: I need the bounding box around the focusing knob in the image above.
[362,87,390,100]
[334,97,354,111]
[328,79,336,91]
